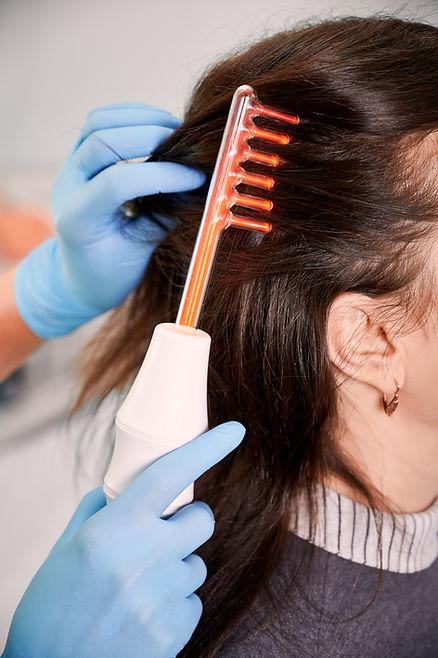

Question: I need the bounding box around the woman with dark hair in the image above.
[72,14,438,657]
[2,12,438,658]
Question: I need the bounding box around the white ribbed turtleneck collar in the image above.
[291,483,438,574]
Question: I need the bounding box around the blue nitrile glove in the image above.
[2,421,246,658]
[14,103,206,339]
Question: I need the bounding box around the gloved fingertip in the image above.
[169,115,183,127]
[214,421,247,445]
[184,168,208,188]
[195,501,215,523]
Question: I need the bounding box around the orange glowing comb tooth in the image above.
[176,84,300,329]
[242,149,282,167]
[234,170,276,190]
[250,126,291,145]
[232,193,274,212]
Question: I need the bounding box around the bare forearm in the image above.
[0,268,42,380]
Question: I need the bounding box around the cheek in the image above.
[402,317,438,417]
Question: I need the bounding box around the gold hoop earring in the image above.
[383,382,400,416]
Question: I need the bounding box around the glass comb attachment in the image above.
[176,84,300,328]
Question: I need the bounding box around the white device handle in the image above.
[104,322,211,517]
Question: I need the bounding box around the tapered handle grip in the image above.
[104,421,195,516]
[103,322,211,517]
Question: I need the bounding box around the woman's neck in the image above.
[328,384,438,514]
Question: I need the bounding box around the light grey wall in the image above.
[1,0,436,173]
[0,0,436,649]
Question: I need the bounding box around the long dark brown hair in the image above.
[75,14,438,655]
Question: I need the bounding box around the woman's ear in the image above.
[326,292,406,391]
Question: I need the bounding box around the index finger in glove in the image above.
[73,106,180,151]
[116,422,246,517]
[73,125,176,180]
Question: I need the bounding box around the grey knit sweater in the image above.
[217,484,438,657]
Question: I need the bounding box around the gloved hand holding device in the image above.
[14,102,206,339]
[2,421,246,658]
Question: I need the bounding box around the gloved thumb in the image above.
[52,487,107,550]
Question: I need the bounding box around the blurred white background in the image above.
[0,0,437,648]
